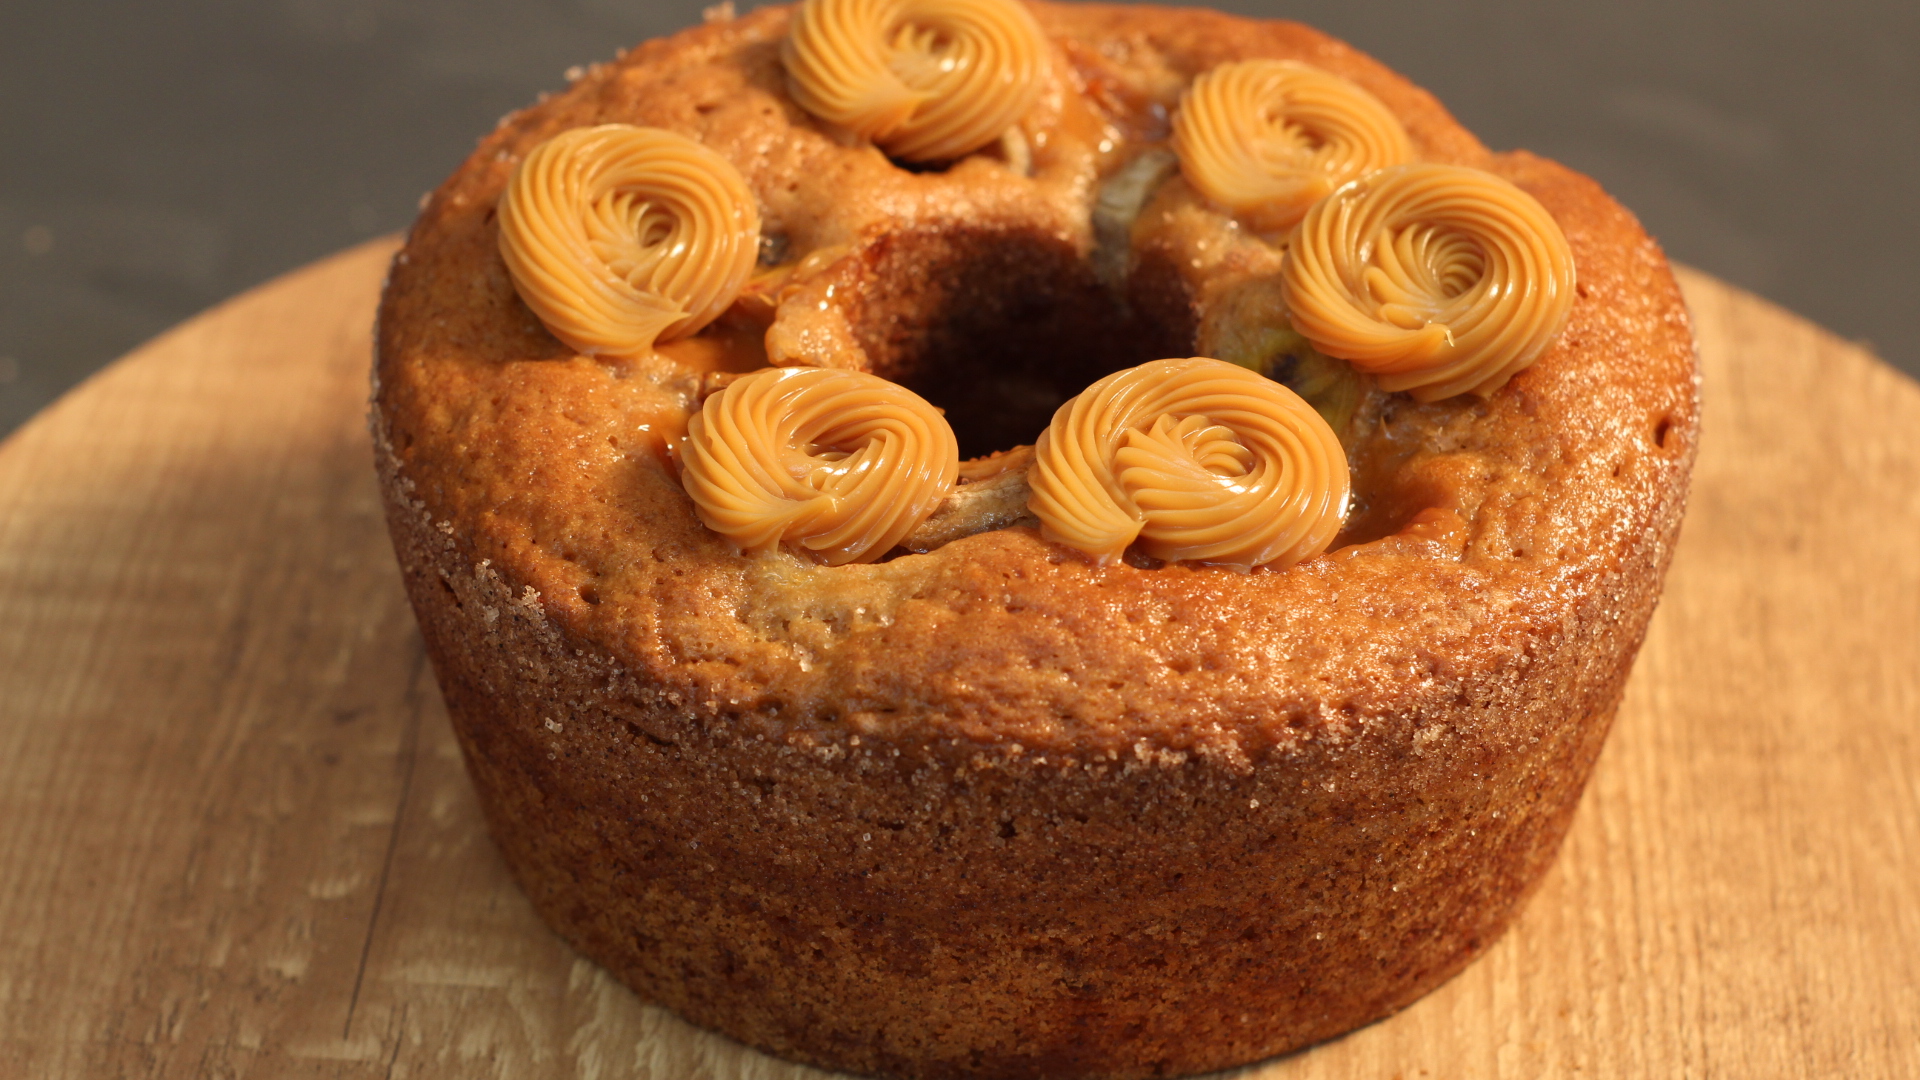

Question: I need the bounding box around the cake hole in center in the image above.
[852,226,1183,459]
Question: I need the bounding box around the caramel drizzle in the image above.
[1281,163,1577,401]
[497,125,760,359]
[1028,358,1350,569]
[679,367,959,564]
[1172,59,1413,232]
[782,0,1047,162]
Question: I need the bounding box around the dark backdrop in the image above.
[4,0,1916,436]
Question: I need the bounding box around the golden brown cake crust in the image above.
[372,4,1700,1077]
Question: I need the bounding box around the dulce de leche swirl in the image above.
[1282,163,1576,401]
[679,367,960,565]
[1028,358,1350,570]
[497,124,760,359]
[1172,59,1413,232]
[781,0,1047,163]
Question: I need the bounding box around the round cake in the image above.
[371,2,1700,1077]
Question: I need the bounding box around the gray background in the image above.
[4,0,1916,438]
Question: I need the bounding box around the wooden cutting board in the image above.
[1,238,1915,1079]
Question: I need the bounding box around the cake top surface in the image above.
[375,1,1699,764]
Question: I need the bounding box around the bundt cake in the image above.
[371,2,1699,1076]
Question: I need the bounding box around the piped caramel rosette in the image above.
[1027,357,1349,570]
[497,124,760,359]
[1281,163,1576,401]
[1172,59,1413,232]
[782,0,1047,162]
[679,367,960,564]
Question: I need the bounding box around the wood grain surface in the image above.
[1,238,1915,1079]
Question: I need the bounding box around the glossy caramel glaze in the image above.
[1282,162,1577,401]
[1028,357,1348,568]
[782,0,1048,162]
[680,366,959,564]
[496,125,760,358]
[1172,58,1412,232]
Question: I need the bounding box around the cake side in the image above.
[375,417,1656,1077]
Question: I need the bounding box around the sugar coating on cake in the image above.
[372,3,1699,1077]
